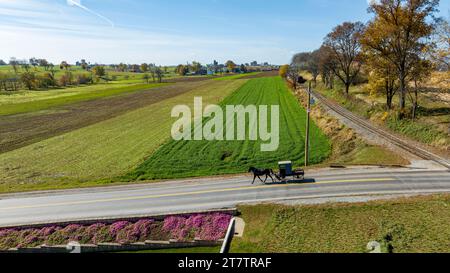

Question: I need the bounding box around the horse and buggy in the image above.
[249,161,305,184]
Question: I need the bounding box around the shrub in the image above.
[0,213,232,250]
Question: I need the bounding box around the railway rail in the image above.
[310,89,450,170]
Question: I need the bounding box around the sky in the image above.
[0,0,448,65]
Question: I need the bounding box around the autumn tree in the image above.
[365,55,398,110]
[20,72,37,90]
[324,21,365,94]
[360,0,439,118]
[279,64,289,78]
[225,60,236,72]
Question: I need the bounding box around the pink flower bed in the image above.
[0,213,232,250]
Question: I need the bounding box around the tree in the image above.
[191,62,202,74]
[92,66,106,78]
[360,0,439,118]
[409,58,433,119]
[324,21,365,94]
[79,59,88,70]
[20,72,37,90]
[59,72,73,86]
[9,58,19,75]
[431,19,450,71]
[279,64,289,78]
[240,64,248,73]
[176,64,188,76]
[38,59,50,70]
[225,60,236,72]
[142,73,150,83]
[287,65,302,89]
[364,46,400,110]
[140,63,149,73]
[29,58,39,68]
[291,50,321,86]
[155,66,164,83]
[317,45,337,89]
[117,63,127,72]
[0,60,6,66]
[60,61,70,70]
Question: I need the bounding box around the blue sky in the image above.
[0,0,448,65]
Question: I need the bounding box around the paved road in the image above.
[0,167,449,227]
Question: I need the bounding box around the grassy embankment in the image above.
[293,85,409,166]
[0,79,247,193]
[0,83,167,116]
[125,76,331,180]
[232,194,450,253]
[314,74,450,153]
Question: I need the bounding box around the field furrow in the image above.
[126,77,331,181]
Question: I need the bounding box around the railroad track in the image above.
[311,89,450,170]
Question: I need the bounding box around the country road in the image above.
[0,167,449,227]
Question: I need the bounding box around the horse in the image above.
[248,167,276,184]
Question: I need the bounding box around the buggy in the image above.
[274,161,305,182]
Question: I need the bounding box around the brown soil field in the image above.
[0,80,213,154]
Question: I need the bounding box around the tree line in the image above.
[0,59,170,91]
[284,0,449,120]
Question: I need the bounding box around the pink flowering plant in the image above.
[0,213,232,250]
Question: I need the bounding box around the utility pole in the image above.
[305,81,311,167]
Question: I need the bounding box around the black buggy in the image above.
[274,161,305,182]
[249,161,305,184]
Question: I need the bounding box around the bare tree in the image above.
[324,21,365,94]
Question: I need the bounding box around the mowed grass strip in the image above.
[0,83,167,116]
[0,79,247,193]
[126,77,331,180]
[232,195,450,253]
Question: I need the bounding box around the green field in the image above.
[0,83,167,116]
[232,195,450,253]
[126,77,331,180]
[0,79,247,193]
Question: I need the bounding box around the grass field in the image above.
[0,83,167,116]
[0,79,247,193]
[125,77,331,181]
[232,195,450,253]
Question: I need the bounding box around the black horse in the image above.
[249,167,276,184]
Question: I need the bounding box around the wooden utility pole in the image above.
[305,82,311,167]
